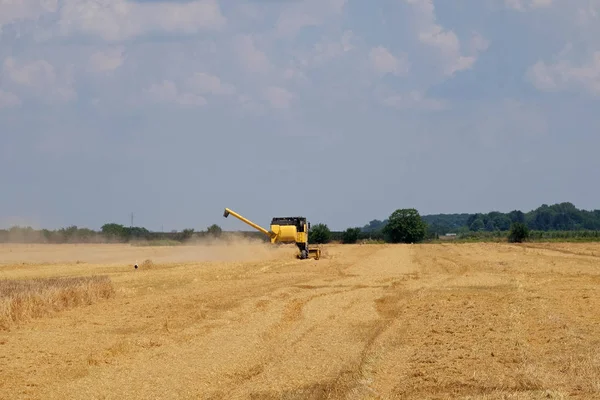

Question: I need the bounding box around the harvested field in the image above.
[0,241,599,399]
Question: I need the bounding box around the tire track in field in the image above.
[519,243,600,260]
[223,245,417,399]
[178,244,388,398]
[253,245,417,399]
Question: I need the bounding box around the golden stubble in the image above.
[0,241,598,399]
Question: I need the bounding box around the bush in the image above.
[508,222,529,243]
[101,223,129,242]
[341,227,361,244]
[178,228,195,241]
[382,208,428,243]
[310,223,331,244]
[206,224,222,238]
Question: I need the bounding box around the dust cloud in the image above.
[142,235,299,264]
[0,235,298,266]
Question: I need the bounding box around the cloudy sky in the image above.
[1,0,599,232]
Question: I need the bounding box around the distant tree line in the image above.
[0,223,266,244]
[359,202,600,237]
[2,202,600,245]
[310,208,428,244]
[312,202,600,245]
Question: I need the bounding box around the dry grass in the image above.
[0,275,115,330]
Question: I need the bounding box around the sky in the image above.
[1,0,599,232]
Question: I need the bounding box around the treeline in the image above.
[0,223,266,244]
[3,202,600,245]
[361,202,600,236]
[324,229,600,244]
[451,229,600,242]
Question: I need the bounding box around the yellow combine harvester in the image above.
[223,207,321,260]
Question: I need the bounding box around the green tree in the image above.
[310,223,331,244]
[470,218,484,232]
[382,208,427,243]
[127,226,150,239]
[508,210,525,224]
[484,219,496,232]
[58,225,79,242]
[508,222,530,243]
[362,219,387,232]
[101,223,128,241]
[178,228,195,241]
[206,224,222,237]
[341,227,361,244]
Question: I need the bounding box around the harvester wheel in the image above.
[300,250,308,259]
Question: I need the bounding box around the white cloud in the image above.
[341,30,354,52]
[145,80,207,107]
[0,0,58,28]
[576,2,599,26]
[4,57,52,86]
[0,0,580,120]
[276,13,319,38]
[405,0,487,76]
[527,52,600,95]
[264,86,293,109]
[282,66,308,82]
[315,31,354,60]
[527,61,560,90]
[88,47,125,73]
[382,91,447,111]
[187,72,236,96]
[505,0,553,11]
[369,46,410,76]
[470,32,490,54]
[0,89,21,108]
[3,57,76,102]
[275,0,347,37]
[296,30,357,69]
[237,93,266,115]
[233,35,272,74]
[56,0,226,41]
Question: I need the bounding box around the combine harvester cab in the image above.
[223,208,321,260]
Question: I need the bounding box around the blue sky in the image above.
[1,0,599,232]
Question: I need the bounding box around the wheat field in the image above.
[0,240,599,399]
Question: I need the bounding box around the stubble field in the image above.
[1,240,599,399]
